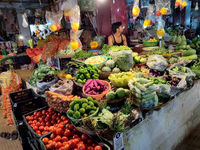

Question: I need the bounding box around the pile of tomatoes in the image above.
[42,123,102,150]
[25,108,69,136]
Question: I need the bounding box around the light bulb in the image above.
[19,35,24,40]
[195,2,199,10]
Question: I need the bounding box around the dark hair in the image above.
[112,22,122,33]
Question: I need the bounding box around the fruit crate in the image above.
[39,132,112,150]
[23,106,50,150]
[10,89,47,121]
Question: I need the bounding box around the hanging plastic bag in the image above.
[147,55,168,71]
[180,0,188,10]
[143,5,155,28]
[132,0,140,19]
[157,17,165,39]
[46,11,63,32]
[155,0,171,16]
[61,0,78,22]
[167,63,196,77]
[109,50,133,71]
[22,13,28,28]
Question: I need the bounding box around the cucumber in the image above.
[143,88,155,95]
[182,54,197,60]
[144,82,154,88]
[132,91,142,98]
[142,92,156,99]
[135,82,146,92]
[142,95,155,102]
[182,50,196,56]
[131,86,142,94]
[136,78,150,84]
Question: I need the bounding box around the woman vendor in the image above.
[108,22,128,46]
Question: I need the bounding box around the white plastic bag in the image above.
[22,13,28,28]
[170,75,187,96]
[132,0,140,19]
[167,63,196,77]
[147,55,168,71]
[37,77,58,89]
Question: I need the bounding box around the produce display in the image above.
[67,97,99,119]
[75,65,100,84]
[148,47,169,55]
[108,72,134,87]
[45,91,80,111]
[132,52,147,64]
[29,64,59,86]
[25,107,69,136]
[83,79,109,95]
[106,88,130,100]
[171,35,186,44]
[128,77,158,108]
[42,122,103,150]
[72,50,94,60]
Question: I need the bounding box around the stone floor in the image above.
[0,106,23,150]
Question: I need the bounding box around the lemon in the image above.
[132,7,140,16]
[66,74,72,79]
[181,1,187,7]
[144,20,150,27]
[49,25,57,32]
[160,7,167,15]
[157,29,165,37]
[72,23,79,31]
[71,42,79,50]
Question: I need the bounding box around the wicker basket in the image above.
[73,80,85,88]
[55,54,74,58]
[106,97,126,104]
[98,72,120,79]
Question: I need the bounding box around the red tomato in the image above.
[64,120,69,124]
[36,122,41,127]
[33,126,38,131]
[64,144,70,150]
[50,133,56,140]
[42,109,47,115]
[47,114,51,119]
[68,139,77,149]
[33,120,37,124]
[156,11,161,17]
[33,116,38,120]
[59,147,65,150]
[55,142,62,149]
[74,149,78,150]
[94,145,102,150]
[55,135,62,142]
[62,136,68,142]
[56,128,63,135]
[52,127,57,134]
[36,130,41,136]
[42,137,49,144]
[34,111,37,116]
[77,143,86,150]
[39,126,44,131]
[56,116,61,121]
[45,144,50,149]
[28,121,33,124]
[73,134,79,139]
[81,134,88,141]
[48,142,55,149]
[43,131,49,135]
[87,138,93,144]
[44,126,49,131]
[87,146,94,150]
[57,113,62,117]
[26,116,30,121]
[57,119,62,123]
[52,115,57,120]
[64,129,71,137]
[56,24,61,31]
[51,119,57,125]
[61,116,67,121]
[31,124,35,128]
[29,116,33,121]
[41,122,46,126]
[73,128,78,132]
[38,117,43,122]
[92,143,96,147]
[46,122,51,126]
[48,107,54,112]
[37,112,42,117]
[68,124,74,130]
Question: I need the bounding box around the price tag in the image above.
[113,132,124,150]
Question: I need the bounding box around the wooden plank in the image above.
[14,69,34,82]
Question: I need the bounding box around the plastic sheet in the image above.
[147,55,168,72]
[109,50,133,71]
[132,0,140,19]
[157,17,165,39]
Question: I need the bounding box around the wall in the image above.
[123,80,200,150]
[16,9,31,46]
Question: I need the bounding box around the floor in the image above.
[0,104,23,150]
[175,123,200,150]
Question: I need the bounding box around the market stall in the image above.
[1,0,200,150]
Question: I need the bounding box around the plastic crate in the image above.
[39,132,111,150]
[59,57,71,70]
[9,89,39,105]
[12,55,31,65]
[11,97,47,121]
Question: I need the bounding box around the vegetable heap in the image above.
[172,65,189,73]
[148,47,169,55]
[161,75,181,87]
[75,64,100,84]
[132,52,147,64]
[29,64,59,86]
[106,88,130,100]
[67,97,99,119]
[84,79,108,95]
[128,77,158,108]
[101,59,121,72]
[86,56,106,65]
[147,77,167,84]
[190,36,200,54]
[72,50,94,60]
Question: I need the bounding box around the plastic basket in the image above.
[108,74,134,87]
[88,50,102,55]
[82,80,111,100]
[143,41,158,47]
[84,55,108,66]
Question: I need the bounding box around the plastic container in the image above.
[83,80,111,100]
[143,41,158,47]
[108,74,134,87]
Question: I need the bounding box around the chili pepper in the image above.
[79,74,85,80]
[158,78,166,84]
[78,79,83,83]
[86,74,91,79]
[92,74,99,79]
